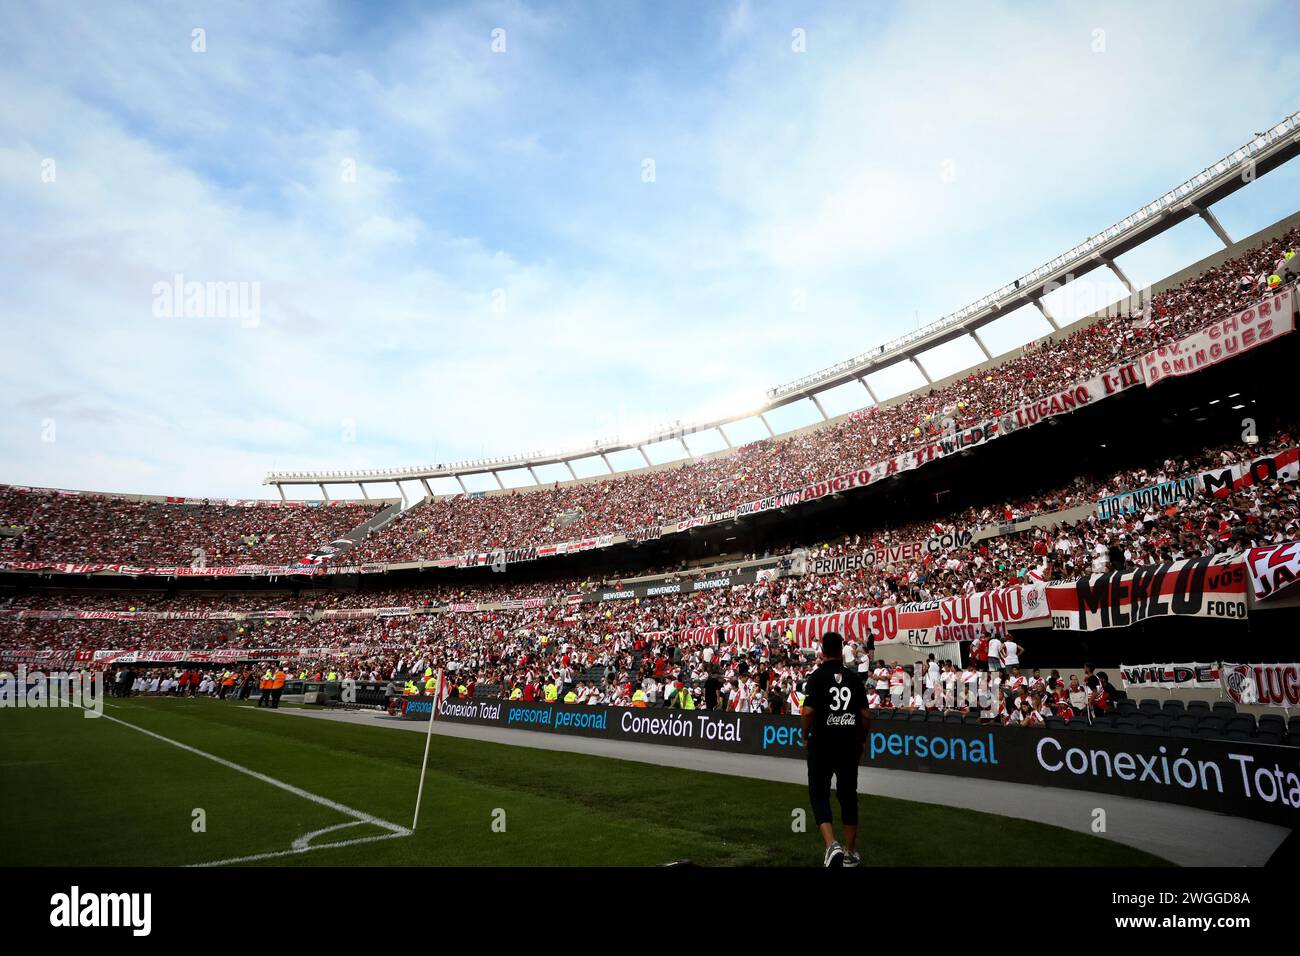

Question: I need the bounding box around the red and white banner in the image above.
[1243,542,1300,602]
[1221,662,1300,709]
[646,602,942,650]
[938,582,1050,630]
[997,361,1144,434]
[1047,552,1248,631]
[1119,661,1221,690]
[1140,285,1296,387]
[1199,447,1300,499]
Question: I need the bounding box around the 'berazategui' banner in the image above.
[1139,284,1296,387]
[1047,552,1248,631]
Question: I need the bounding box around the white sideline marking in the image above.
[291,820,365,850]
[89,708,413,838]
[188,830,409,868]
[60,697,415,865]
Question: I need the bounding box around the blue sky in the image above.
[1,0,1298,499]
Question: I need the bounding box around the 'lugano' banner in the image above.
[1139,284,1296,387]
[1047,552,1248,631]
[995,361,1144,436]
[1221,662,1300,709]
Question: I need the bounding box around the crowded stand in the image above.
[2,230,1298,751]
[0,231,1294,571]
[5,418,1298,739]
[0,489,381,566]
[342,230,1298,563]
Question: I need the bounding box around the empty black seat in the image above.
[943,712,963,724]
[1226,715,1257,734]
[1162,699,1185,712]
[1186,700,1210,713]
[1168,726,1194,738]
[1212,701,1238,716]
[1254,729,1284,745]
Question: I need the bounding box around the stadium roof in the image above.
[265,112,1300,500]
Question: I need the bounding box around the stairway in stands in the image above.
[303,501,404,566]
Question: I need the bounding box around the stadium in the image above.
[2,4,1299,919]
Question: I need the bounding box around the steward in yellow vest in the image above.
[544,682,558,703]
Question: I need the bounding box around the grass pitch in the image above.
[0,697,1168,867]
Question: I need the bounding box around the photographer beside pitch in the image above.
[800,631,870,868]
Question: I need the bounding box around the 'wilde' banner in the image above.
[1119,662,1221,690]
[1047,552,1247,631]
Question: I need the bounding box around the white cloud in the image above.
[1,0,1297,498]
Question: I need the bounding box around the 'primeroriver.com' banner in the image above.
[407,699,1300,826]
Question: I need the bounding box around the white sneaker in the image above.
[823,842,845,868]
[843,849,862,868]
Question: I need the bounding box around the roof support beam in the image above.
[599,454,615,474]
[1196,206,1233,248]
[455,475,468,494]
[419,477,432,498]
[565,461,578,481]
[909,355,933,384]
[1032,297,1059,330]
[397,482,409,507]
[969,329,993,361]
[527,466,540,485]
[758,413,776,438]
[859,377,879,404]
[810,395,829,421]
[276,483,286,501]
[638,446,653,467]
[491,471,504,490]
[318,483,330,502]
[358,482,369,500]
[717,424,733,448]
[1103,257,1136,296]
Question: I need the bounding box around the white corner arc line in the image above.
[92,710,411,837]
[292,820,366,850]
[188,831,410,868]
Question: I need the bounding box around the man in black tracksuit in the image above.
[801,631,869,867]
